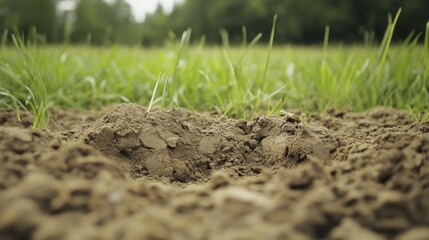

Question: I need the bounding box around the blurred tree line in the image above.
[0,0,428,46]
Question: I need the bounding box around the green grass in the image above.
[0,16,428,126]
[0,36,51,128]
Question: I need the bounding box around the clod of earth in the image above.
[0,104,428,240]
[66,104,340,182]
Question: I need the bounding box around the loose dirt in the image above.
[0,104,428,240]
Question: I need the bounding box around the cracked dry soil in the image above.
[0,103,428,240]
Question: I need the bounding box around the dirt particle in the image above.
[173,161,191,182]
[198,136,221,154]
[159,130,180,148]
[140,130,167,150]
[145,154,171,177]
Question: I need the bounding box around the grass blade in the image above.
[148,72,162,113]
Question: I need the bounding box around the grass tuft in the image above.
[0,35,51,128]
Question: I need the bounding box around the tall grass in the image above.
[0,13,428,126]
[0,35,51,128]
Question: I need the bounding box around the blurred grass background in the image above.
[0,0,428,46]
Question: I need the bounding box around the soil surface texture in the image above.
[1,104,428,240]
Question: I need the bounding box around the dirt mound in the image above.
[0,104,428,240]
[63,104,339,183]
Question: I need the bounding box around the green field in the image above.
[1,21,429,128]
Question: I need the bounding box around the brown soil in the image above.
[0,104,428,240]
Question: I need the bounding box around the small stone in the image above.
[107,191,123,204]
